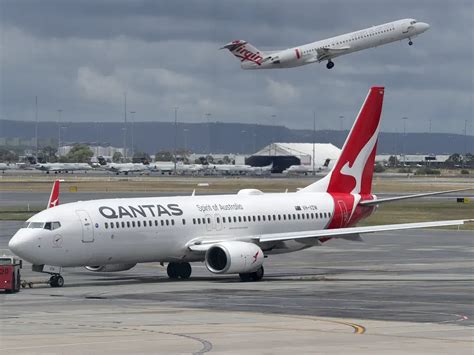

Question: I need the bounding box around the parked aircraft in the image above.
[222,18,429,69]
[104,162,149,175]
[148,161,204,175]
[283,159,333,175]
[8,87,471,287]
[0,163,15,171]
[35,162,93,174]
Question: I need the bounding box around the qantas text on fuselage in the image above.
[222,18,429,69]
[8,87,472,286]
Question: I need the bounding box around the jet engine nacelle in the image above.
[271,49,300,65]
[85,263,137,272]
[205,241,264,274]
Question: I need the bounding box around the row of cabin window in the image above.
[304,27,395,54]
[104,218,182,230]
[192,211,331,225]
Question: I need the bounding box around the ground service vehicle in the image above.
[0,254,22,293]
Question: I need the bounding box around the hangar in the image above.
[246,143,341,173]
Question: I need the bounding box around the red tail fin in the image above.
[301,87,384,194]
[47,180,61,208]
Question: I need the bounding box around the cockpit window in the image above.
[410,20,417,25]
[26,221,61,230]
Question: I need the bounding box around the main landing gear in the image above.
[49,274,64,288]
[167,262,192,280]
[239,266,264,282]
[326,60,335,69]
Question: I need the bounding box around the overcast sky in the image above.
[1,0,472,134]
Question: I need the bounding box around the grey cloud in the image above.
[0,0,472,135]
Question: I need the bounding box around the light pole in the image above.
[183,128,189,151]
[205,113,211,154]
[95,122,101,157]
[123,92,127,160]
[240,130,247,154]
[271,114,276,156]
[57,109,62,155]
[402,117,408,165]
[313,111,316,176]
[174,107,178,175]
[35,96,38,159]
[129,111,136,159]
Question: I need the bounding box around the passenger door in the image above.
[76,210,94,242]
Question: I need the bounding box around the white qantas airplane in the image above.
[222,18,429,69]
[8,87,471,288]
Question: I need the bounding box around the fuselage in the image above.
[9,190,375,267]
[241,18,429,69]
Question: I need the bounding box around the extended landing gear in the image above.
[167,262,192,280]
[239,266,264,282]
[326,60,335,69]
[408,38,413,46]
[49,274,64,288]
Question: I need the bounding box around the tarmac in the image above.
[1,220,473,354]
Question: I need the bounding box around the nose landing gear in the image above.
[408,38,413,46]
[326,60,335,69]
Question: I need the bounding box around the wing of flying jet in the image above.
[316,46,351,62]
[186,218,473,252]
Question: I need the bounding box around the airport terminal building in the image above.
[246,143,341,173]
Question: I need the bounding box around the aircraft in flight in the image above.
[222,18,430,69]
[8,87,471,287]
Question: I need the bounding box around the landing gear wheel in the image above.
[326,60,335,69]
[250,266,264,281]
[239,266,264,282]
[167,262,192,279]
[167,263,179,279]
[178,263,192,279]
[50,275,64,288]
[239,273,252,282]
[408,40,413,46]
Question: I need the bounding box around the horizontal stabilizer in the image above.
[359,188,473,206]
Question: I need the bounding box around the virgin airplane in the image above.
[8,87,471,287]
[222,18,430,69]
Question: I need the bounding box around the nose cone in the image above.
[417,22,430,33]
[8,230,40,264]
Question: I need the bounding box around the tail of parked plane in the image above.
[47,179,61,208]
[220,40,265,66]
[300,87,384,195]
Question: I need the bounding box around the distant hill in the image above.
[0,119,472,155]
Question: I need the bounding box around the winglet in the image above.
[47,179,62,209]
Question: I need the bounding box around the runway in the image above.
[1,221,473,354]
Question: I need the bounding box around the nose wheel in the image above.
[49,274,64,288]
[326,60,335,69]
[408,39,413,46]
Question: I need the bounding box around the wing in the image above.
[187,219,473,251]
[359,188,472,206]
[316,46,351,62]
